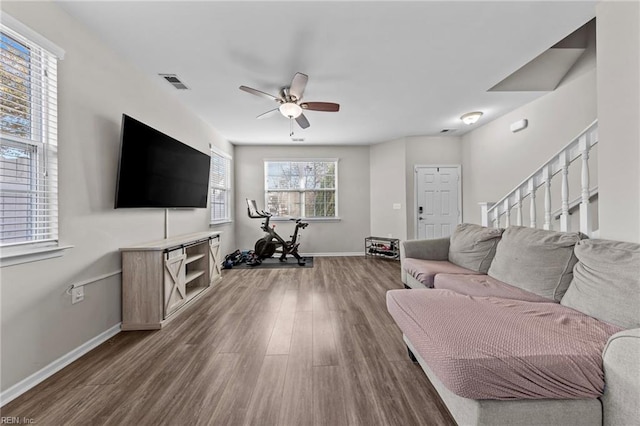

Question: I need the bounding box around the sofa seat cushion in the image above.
[434,273,553,303]
[403,258,481,288]
[386,289,622,400]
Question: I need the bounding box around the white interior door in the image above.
[416,166,461,239]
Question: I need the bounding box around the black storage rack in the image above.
[365,236,400,260]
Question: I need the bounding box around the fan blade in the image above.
[256,108,280,119]
[300,102,340,112]
[295,113,310,129]
[289,73,308,101]
[239,85,281,102]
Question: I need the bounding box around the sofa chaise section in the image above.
[392,227,640,425]
[403,335,603,426]
[387,289,621,400]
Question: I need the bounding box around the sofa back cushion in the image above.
[561,239,640,329]
[488,226,584,301]
[448,223,503,273]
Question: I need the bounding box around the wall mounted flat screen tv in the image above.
[115,114,211,208]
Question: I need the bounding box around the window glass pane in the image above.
[304,190,336,217]
[210,155,226,188]
[321,175,335,189]
[266,191,301,217]
[209,151,231,222]
[267,161,287,177]
[267,161,307,190]
[0,33,31,139]
[265,160,337,218]
[0,141,36,243]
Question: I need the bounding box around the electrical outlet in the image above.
[71,286,84,304]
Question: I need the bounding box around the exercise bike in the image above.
[246,199,309,265]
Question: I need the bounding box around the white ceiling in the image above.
[56,1,596,145]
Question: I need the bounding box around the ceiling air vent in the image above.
[159,74,190,90]
[291,138,305,142]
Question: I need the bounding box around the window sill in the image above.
[271,217,341,222]
[0,244,74,268]
[210,220,233,226]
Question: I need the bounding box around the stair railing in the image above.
[480,120,598,236]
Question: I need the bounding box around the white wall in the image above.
[461,68,597,225]
[368,136,462,241]
[369,139,407,240]
[0,1,233,392]
[405,136,462,239]
[234,145,370,254]
[596,1,640,243]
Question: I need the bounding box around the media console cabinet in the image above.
[121,231,222,330]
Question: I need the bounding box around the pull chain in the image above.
[289,117,294,137]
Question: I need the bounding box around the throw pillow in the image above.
[448,223,503,273]
[561,239,640,329]
[488,226,585,301]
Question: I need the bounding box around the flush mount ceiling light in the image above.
[279,102,303,118]
[460,111,483,125]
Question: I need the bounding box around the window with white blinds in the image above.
[0,21,59,248]
[210,148,231,224]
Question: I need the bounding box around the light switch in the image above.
[393,203,401,210]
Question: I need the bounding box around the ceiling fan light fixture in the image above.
[279,102,302,118]
[460,111,483,125]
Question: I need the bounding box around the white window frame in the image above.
[209,146,232,225]
[263,158,339,220]
[0,15,71,267]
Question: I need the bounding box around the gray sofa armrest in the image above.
[400,238,450,284]
[602,328,640,426]
[402,238,450,260]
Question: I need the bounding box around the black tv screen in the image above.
[115,114,210,208]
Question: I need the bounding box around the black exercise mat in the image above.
[228,256,314,269]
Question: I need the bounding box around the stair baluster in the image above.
[515,188,523,226]
[543,166,552,230]
[560,151,570,232]
[529,178,537,228]
[503,199,511,228]
[579,135,592,235]
[480,120,598,236]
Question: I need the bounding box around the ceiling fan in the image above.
[239,72,340,131]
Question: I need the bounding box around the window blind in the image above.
[0,23,59,248]
[210,149,230,223]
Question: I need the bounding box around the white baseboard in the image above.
[301,252,363,257]
[0,323,121,407]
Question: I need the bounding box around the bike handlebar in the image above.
[247,199,308,228]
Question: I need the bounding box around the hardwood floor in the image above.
[2,257,454,425]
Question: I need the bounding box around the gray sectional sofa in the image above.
[388,224,640,426]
